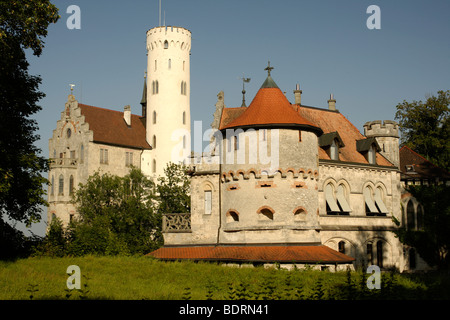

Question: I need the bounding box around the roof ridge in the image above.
[78,103,142,117]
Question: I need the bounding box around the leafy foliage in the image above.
[0,0,59,247]
[395,90,450,171]
[35,168,163,256]
[393,184,450,269]
[157,162,191,214]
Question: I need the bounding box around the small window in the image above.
[153,111,157,124]
[58,174,64,195]
[67,128,72,138]
[204,190,212,214]
[330,139,339,160]
[51,176,54,195]
[407,200,415,230]
[298,130,302,142]
[126,152,133,167]
[100,148,108,164]
[258,207,274,221]
[227,210,239,223]
[338,241,346,254]
[168,59,171,69]
[182,111,186,125]
[164,40,168,49]
[234,135,239,151]
[153,135,156,149]
[183,61,185,71]
[80,145,84,164]
[69,175,74,195]
[154,60,157,71]
[376,241,384,268]
[368,145,376,164]
[152,159,156,173]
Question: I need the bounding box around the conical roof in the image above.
[220,76,322,135]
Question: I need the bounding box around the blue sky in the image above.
[22,0,450,236]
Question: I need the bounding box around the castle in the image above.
[48,25,432,272]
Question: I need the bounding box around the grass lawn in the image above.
[0,255,448,300]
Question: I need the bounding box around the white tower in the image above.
[146,26,192,177]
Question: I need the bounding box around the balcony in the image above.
[50,158,78,169]
[162,213,191,233]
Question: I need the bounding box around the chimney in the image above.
[293,84,302,105]
[328,94,336,111]
[124,105,131,126]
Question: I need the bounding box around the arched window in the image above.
[51,176,54,195]
[154,60,157,71]
[67,128,72,138]
[338,241,346,254]
[183,81,187,95]
[164,40,168,49]
[293,207,307,221]
[258,206,274,221]
[168,59,171,69]
[409,248,416,270]
[69,175,74,195]
[182,111,186,125]
[152,159,156,173]
[376,241,384,268]
[417,205,424,230]
[58,174,64,195]
[155,80,159,94]
[407,200,415,230]
[153,111,157,124]
[226,210,239,223]
[325,183,350,215]
[364,185,388,216]
[152,135,156,149]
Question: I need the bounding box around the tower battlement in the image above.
[146,26,191,52]
[364,120,399,138]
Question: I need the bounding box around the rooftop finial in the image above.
[240,74,251,107]
[264,61,274,76]
[69,84,75,95]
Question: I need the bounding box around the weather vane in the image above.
[69,84,75,94]
[240,74,251,107]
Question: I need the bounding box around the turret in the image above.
[364,120,400,167]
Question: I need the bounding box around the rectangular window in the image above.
[298,130,302,142]
[125,152,133,166]
[204,190,212,215]
[100,148,109,164]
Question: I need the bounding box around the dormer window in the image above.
[356,137,380,165]
[319,132,344,161]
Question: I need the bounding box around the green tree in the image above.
[67,168,162,256]
[395,90,450,171]
[393,184,450,269]
[157,162,191,214]
[0,1,59,229]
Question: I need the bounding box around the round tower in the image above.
[363,120,399,167]
[146,26,191,177]
[218,65,323,245]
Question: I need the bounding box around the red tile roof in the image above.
[148,245,355,264]
[220,88,322,135]
[79,104,151,149]
[399,145,450,179]
[297,106,393,166]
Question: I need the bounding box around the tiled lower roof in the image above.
[148,245,355,264]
